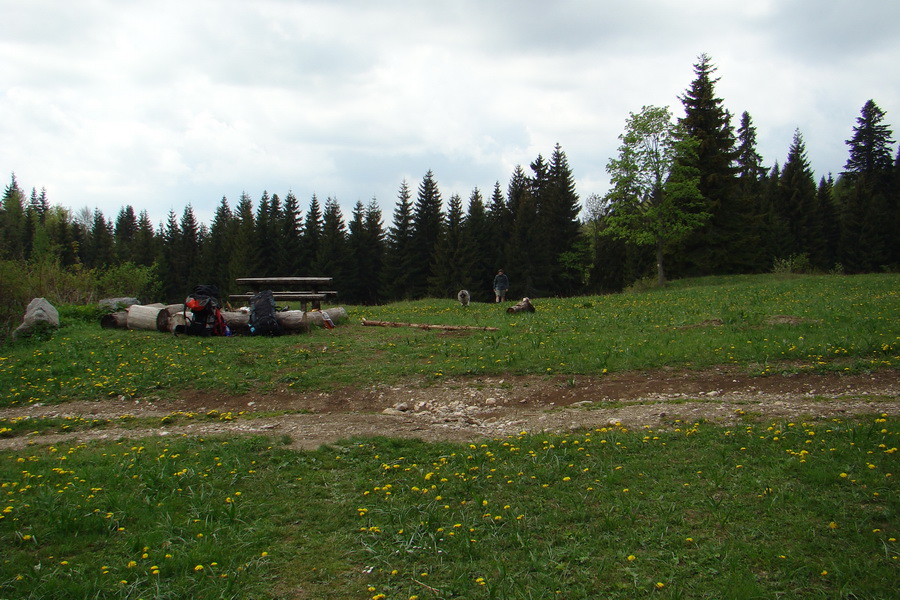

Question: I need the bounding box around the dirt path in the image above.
[1,367,897,451]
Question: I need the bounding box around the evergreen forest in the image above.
[2,55,898,314]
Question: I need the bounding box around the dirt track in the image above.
[1,367,897,451]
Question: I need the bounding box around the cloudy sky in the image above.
[2,0,898,228]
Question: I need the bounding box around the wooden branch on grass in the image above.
[361,319,498,332]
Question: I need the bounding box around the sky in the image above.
[2,0,899,229]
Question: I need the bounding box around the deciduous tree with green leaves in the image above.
[602,105,707,286]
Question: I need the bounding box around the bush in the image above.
[772,253,812,274]
[0,259,161,343]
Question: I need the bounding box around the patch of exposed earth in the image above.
[1,367,897,451]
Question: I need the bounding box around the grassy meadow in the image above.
[1,273,897,407]
[0,273,898,599]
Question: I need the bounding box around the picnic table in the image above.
[229,277,336,311]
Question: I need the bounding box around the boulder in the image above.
[13,298,60,340]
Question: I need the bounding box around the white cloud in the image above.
[1,0,898,227]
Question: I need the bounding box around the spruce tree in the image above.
[1,174,27,260]
[844,100,895,177]
[345,201,368,303]
[254,191,276,276]
[159,210,182,300]
[817,176,840,269]
[383,180,415,300]
[358,199,386,304]
[545,144,584,294]
[463,187,494,301]
[316,197,352,289]
[279,191,303,275]
[777,130,819,266]
[840,99,896,270]
[485,181,509,275]
[300,194,322,272]
[675,53,739,275]
[731,111,768,272]
[231,192,257,280]
[429,193,477,297]
[178,205,201,289]
[114,205,139,265]
[409,170,443,299]
[86,209,115,269]
[133,210,158,268]
[199,197,235,294]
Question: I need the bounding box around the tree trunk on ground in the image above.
[156,304,187,332]
[125,305,166,330]
[100,311,128,329]
[362,319,499,331]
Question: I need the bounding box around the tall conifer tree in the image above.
[279,191,303,275]
[1,174,27,260]
[676,53,739,275]
[429,193,476,297]
[114,206,139,265]
[409,170,443,298]
[839,99,896,270]
[300,194,322,272]
[199,197,234,293]
[384,180,415,300]
[464,187,493,301]
[776,130,819,264]
[316,197,351,288]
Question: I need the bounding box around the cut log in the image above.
[125,305,164,331]
[506,297,535,314]
[156,304,187,332]
[101,311,128,329]
[361,319,498,332]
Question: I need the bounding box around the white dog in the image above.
[457,289,471,307]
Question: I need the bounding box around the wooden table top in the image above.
[236,277,333,286]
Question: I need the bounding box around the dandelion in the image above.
[829,521,838,530]
[194,565,204,572]
[655,582,665,589]
[627,555,636,561]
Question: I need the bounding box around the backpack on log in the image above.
[249,289,283,336]
[179,285,228,336]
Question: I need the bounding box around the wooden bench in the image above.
[230,277,337,311]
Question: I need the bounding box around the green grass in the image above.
[1,418,896,599]
[0,273,898,599]
[1,273,897,407]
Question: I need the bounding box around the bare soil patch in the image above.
[1,367,897,451]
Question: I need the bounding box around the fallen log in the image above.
[156,304,187,332]
[361,319,498,332]
[126,304,165,330]
[101,311,128,329]
[506,297,535,314]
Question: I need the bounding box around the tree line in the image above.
[1,54,898,307]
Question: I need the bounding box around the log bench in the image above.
[230,277,336,311]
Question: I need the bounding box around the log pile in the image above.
[101,304,348,335]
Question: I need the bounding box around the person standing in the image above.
[493,269,509,302]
